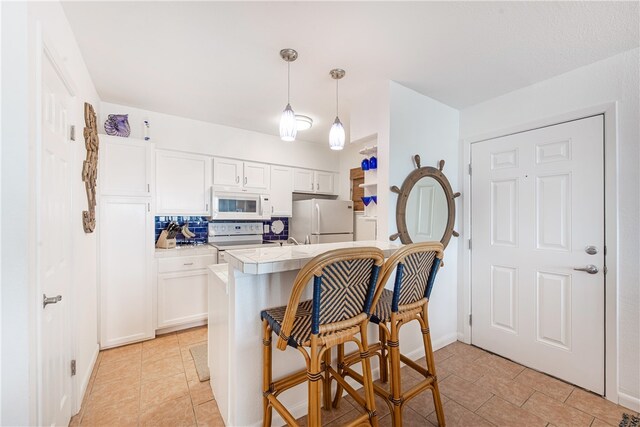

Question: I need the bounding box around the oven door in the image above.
[211,191,266,220]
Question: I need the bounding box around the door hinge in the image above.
[468,239,472,250]
[468,164,472,175]
[604,245,607,256]
[70,125,76,141]
[71,359,77,376]
[469,314,472,326]
[603,265,608,275]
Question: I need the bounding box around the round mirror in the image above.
[391,157,458,249]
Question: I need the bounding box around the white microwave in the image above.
[211,190,271,220]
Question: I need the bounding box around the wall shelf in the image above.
[358,182,378,188]
[358,145,378,156]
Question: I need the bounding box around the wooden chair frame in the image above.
[332,242,446,427]
[262,247,387,427]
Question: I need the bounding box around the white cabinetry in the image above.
[99,197,154,348]
[156,254,215,330]
[270,166,293,217]
[213,158,271,192]
[100,135,152,197]
[156,150,212,215]
[293,168,337,195]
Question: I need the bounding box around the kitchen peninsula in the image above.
[207,241,401,427]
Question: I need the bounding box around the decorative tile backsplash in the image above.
[154,216,289,243]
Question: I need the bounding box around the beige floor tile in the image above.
[433,344,456,363]
[475,354,525,380]
[142,354,185,382]
[88,376,140,409]
[142,339,182,362]
[182,346,194,362]
[566,388,635,426]
[344,386,392,418]
[405,386,449,418]
[297,396,355,426]
[188,379,214,405]
[140,395,196,427]
[475,373,535,406]
[439,374,493,411]
[100,342,142,365]
[477,395,547,427]
[143,333,178,349]
[522,391,593,426]
[80,395,139,427]
[141,372,190,408]
[184,358,200,382]
[93,358,141,386]
[378,406,433,427]
[178,326,208,347]
[590,418,615,427]
[515,368,575,402]
[194,400,226,427]
[437,354,484,382]
[445,341,489,361]
[427,399,494,427]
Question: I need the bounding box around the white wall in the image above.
[460,48,640,408]
[99,102,341,173]
[337,134,377,201]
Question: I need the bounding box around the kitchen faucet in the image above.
[287,237,300,245]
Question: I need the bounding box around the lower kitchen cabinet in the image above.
[156,254,214,330]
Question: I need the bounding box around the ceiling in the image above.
[62,1,639,144]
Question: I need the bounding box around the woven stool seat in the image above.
[370,289,394,324]
[261,300,314,348]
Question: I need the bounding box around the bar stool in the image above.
[261,247,386,427]
[334,242,446,426]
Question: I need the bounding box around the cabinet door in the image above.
[315,171,335,194]
[293,168,315,193]
[100,136,152,197]
[213,158,243,188]
[100,196,154,348]
[157,270,208,329]
[270,166,293,217]
[156,151,211,215]
[243,161,271,191]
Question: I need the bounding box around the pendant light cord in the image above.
[336,79,339,116]
[287,61,291,104]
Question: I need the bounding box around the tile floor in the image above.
[71,327,637,427]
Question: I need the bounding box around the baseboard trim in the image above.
[75,344,100,414]
[618,391,640,412]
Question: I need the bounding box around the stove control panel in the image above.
[208,222,264,237]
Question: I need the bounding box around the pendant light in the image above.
[329,69,346,150]
[279,49,298,141]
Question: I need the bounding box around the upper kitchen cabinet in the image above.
[156,150,212,215]
[213,158,270,192]
[100,135,153,197]
[270,166,293,216]
[293,168,337,195]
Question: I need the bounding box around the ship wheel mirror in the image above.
[390,156,460,249]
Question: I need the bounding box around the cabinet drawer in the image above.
[158,255,216,273]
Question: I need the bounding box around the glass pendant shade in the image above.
[279,103,297,142]
[329,116,345,150]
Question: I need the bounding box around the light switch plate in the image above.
[264,224,270,233]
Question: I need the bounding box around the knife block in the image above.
[156,230,176,249]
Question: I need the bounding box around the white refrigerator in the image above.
[291,199,354,244]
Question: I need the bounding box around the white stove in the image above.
[208,221,278,263]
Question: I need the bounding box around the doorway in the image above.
[470,115,605,394]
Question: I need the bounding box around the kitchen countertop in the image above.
[154,244,216,258]
[224,240,402,274]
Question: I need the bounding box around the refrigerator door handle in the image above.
[315,203,321,235]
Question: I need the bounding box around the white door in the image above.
[156,151,211,215]
[270,166,293,216]
[314,171,335,194]
[293,168,314,192]
[100,197,154,348]
[39,50,74,426]
[213,157,243,189]
[100,136,151,197]
[243,161,270,191]
[471,116,605,393]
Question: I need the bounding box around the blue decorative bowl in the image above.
[371,195,377,204]
[361,158,370,171]
[361,196,372,206]
[369,156,377,170]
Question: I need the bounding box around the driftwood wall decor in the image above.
[82,102,99,233]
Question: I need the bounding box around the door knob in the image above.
[43,294,62,308]
[573,265,599,274]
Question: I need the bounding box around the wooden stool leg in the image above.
[308,338,322,427]
[379,324,388,383]
[323,346,332,410]
[262,320,273,427]
[360,323,379,427]
[388,317,403,427]
[422,306,445,426]
[332,343,345,408]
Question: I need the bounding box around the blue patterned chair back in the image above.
[376,242,444,312]
[275,247,386,350]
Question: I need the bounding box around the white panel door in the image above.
[213,157,243,189]
[270,166,293,216]
[156,151,211,215]
[157,270,209,329]
[39,50,73,427]
[100,197,154,348]
[293,168,314,192]
[100,136,151,197]
[243,161,270,191]
[471,116,605,393]
[314,171,335,194]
